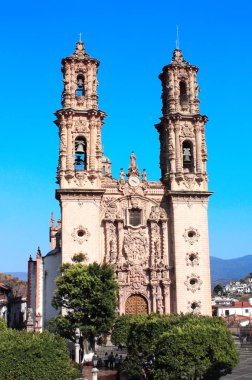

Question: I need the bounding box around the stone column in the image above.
[168,124,176,173]
[174,122,182,173]
[89,119,96,170]
[174,68,179,111]
[163,286,170,314]
[117,220,124,266]
[151,284,157,313]
[195,123,202,173]
[161,220,168,264]
[66,120,73,171]
[104,221,111,263]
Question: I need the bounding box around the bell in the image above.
[76,142,85,154]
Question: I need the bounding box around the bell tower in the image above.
[156,49,212,315]
[156,48,208,191]
[55,41,110,264]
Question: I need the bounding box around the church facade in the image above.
[28,41,212,332]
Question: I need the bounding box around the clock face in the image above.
[129,176,140,187]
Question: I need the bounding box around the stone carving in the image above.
[152,223,161,261]
[105,202,117,220]
[74,119,89,132]
[130,152,137,169]
[123,229,148,265]
[74,172,88,187]
[183,227,200,245]
[183,174,196,190]
[149,206,167,221]
[186,252,199,266]
[128,265,146,290]
[71,225,90,244]
[187,300,201,313]
[184,274,203,293]
[181,123,194,138]
[120,168,125,182]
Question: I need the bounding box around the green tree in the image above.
[52,262,118,347]
[112,314,239,380]
[214,284,223,295]
[0,328,80,380]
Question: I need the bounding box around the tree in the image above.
[214,284,223,295]
[52,262,118,347]
[112,314,239,380]
[0,328,80,380]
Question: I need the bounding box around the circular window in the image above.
[188,231,196,238]
[189,253,196,262]
[189,278,197,286]
[191,302,198,310]
[77,229,85,237]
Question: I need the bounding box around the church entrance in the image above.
[125,295,148,315]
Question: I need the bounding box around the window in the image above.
[76,75,84,96]
[225,310,229,316]
[129,209,141,226]
[74,137,86,170]
[180,81,188,106]
[182,140,194,173]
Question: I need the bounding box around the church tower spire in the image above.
[156,48,208,191]
[55,41,110,189]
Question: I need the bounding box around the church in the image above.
[27,40,212,332]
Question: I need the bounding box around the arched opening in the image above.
[180,81,188,107]
[74,136,86,170]
[182,140,194,173]
[76,75,85,96]
[125,294,148,315]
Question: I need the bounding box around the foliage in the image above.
[112,313,239,380]
[52,262,118,345]
[0,328,80,380]
[0,318,7,331]
[213,284,223,295]
[71,253,86,263]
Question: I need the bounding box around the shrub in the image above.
[0,329,80,380]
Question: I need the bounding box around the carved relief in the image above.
[74,119,89,133]
[187,300,201,313]
[183,227,200,245]
[186,252,199,266]
[183,174,196,190]
[128,266,146,291]
[149,206,167,221]
[184,274,203,293]
[109,223,117,264]
[123,229,148,265]
[181,123,194,138]
[71,226,90,245]
[74,172,88,187]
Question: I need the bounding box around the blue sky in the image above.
[0,0,252,271]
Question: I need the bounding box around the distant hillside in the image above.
[3,272,27,281]
[3,257,252,288]
[210,255,252,287]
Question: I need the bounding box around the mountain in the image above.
[210,255,252,287]
[3,256,252,288]
[3,272,27,281]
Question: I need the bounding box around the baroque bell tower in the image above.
[55,40,110,264]
[156,48,208,191]
[156,48,212,315]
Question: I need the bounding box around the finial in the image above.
[176,25,180,49]
[79,32,82,43]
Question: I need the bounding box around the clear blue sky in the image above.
[0,0,251,271]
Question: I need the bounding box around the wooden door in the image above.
[125,295,148,315]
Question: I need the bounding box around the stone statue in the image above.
[130,152,137,168]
